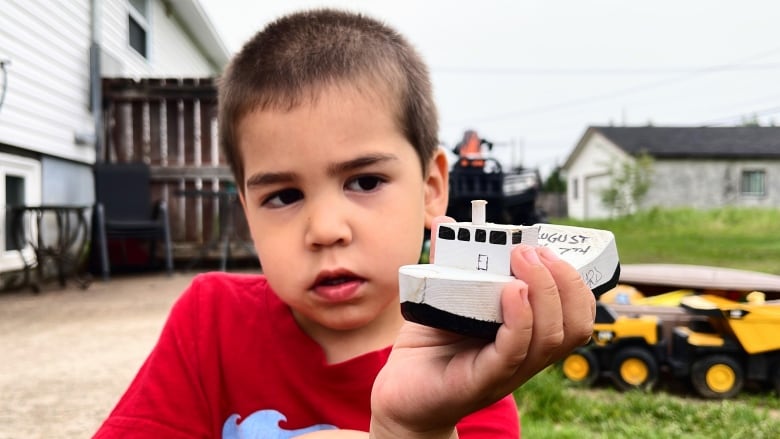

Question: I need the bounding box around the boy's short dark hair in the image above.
[218,8,439,191]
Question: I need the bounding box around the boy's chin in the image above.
[296,310,375,333]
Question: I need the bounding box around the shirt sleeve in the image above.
[456,394,521,438]
[92,277,212,439]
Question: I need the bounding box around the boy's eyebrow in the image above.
[245,171,296,188]
[245,153,398,189]
[326,153,397,176]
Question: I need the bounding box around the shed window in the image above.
[740,169,766,196]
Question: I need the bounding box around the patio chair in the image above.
[93,161,173,280]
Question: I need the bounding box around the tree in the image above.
[600,152,654,217]
[543,165,567,193]
[741,113,760,126]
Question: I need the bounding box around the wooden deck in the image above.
[101,78,254,262]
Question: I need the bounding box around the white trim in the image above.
[127,0,151,61]
[0,153,41,272]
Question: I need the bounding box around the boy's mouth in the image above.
[318,277,353,286]
[311,270,365,302]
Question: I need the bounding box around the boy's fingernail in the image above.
[539,246,560,261]
[522,247,541,265]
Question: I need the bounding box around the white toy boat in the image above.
[399,200,620,339]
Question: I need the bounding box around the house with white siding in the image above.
[563,126,780,220]
[0,0,229,274]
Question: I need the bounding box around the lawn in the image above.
[556,207,780,275]
[516,367,780,439]
[515,207,780,438]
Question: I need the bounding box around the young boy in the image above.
[94,8,595,439]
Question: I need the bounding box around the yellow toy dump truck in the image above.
[669,294,780,399]
[563,293,780,399]
[562,302,665,390]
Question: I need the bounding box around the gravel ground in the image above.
[0,272,199,439]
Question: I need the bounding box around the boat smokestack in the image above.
[471,199,487,225]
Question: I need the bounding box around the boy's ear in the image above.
[423,148,449,228]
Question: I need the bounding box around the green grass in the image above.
[556,207,780,275]
[516,368,780,439]
[515,207,780,436]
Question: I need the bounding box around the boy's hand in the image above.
[370,216,595,439]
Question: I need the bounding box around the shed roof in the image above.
[592,126,780,159]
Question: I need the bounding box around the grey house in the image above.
[563,126,780,219]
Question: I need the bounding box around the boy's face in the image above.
[237,84,448,339]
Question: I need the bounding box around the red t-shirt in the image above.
[93,273,520,438]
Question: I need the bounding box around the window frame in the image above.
[128,0,150,59]
[1,153,41,272]
[740,169,767,197]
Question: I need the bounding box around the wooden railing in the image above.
[101,77,253,262]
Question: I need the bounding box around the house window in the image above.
[128,0,149,58]
[457,228,470,241]
[0,153,41,271]
[740,169,766,196]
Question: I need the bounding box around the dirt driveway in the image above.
[0,272,199,439]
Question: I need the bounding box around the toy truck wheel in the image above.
[691,355,744,399]
[610,347,658,391]
[562,348,599,386]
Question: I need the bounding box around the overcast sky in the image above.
[199,0,780,177]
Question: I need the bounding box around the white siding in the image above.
[100,0,219,77]
[151,1,218,76]
[0,0,94,164]
[566,132,631,220]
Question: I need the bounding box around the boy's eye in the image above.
[346,175,385,192]
[262,189,303,207]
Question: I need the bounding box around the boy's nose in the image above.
[304,198,353,249]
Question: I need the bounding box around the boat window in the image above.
[489,230,507,245]
[475,229,486,242]
[438,225,455,240]
[512,231,523,244]
[458,228,470,241]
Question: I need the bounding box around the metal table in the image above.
[7,205,92,292]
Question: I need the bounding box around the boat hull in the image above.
[399,264,513,339]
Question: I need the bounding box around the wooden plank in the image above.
[620,264,780,293]
[149,165,233,180]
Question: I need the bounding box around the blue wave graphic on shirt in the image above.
[222,409,337,438]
